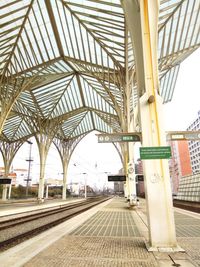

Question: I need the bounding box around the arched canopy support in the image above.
[0,63,51,135]
[0,140,23,200]
[119,22,137,205]
[54,134,86,200]
[121,0,178,250]
[113,142,124,168]
[31,118,62,202]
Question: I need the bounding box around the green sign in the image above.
[98,133,141,143]
[140,146,171,160]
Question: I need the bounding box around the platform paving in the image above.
[0,197,199,267]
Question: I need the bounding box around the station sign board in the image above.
[0,178,12,184]
[97,132,141,143]
[166,131,200,141]
[140,146,171,160]
[98,131,200,143]
[108,175,126,182]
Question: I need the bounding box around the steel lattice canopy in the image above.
[0,0,199,143]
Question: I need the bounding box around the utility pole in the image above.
[25,140,33,197]
[83,172,87,198]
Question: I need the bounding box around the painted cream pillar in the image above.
[121,0,179,250]
[126,95,137,205]
[54,139,73,201]
[127,149,137,205]
[122,24,137,205]
[37,141,49,202]
[2,185,7,201]
[62,160,68,200]
[45,185,49,199]
[34,120,60,203]
[8,184,12,199]
[0,141,23,201]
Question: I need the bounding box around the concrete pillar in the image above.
[121,0,179,250]
[127,160,137,206]
[8,184,12,199]
[62,161,68,200]
[124,183,127,199]
[84,173,87,199]
[38,165,45,202]
[2,185,7,201]
[38,150,47,202]
[124,21,137,206]
[0,140,23,201]
[45,185,49,199]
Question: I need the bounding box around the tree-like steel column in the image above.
[120,143,128,199]
[36,138,49,202]
[126,78,137,206]
[0,141,23,200]
[34,119,61,203]
[122,23,137,206]
[54,136,84,200]
[54,139,70,200]
[122,0,179,250]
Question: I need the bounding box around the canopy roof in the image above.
[0,0,199,143]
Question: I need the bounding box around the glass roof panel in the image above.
[92,111,113,133]
[0,0,199,142]
[51,76,83,118]
[61,111,88,136]
[80,76,116,114]
[158,0,200,62]
[71,111,93,137]
[2,115,31,141]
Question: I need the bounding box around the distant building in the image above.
[168,140,192,194]
[69,183,80,196]
[176,173,200,202]
[45,178,63,186]
[187,110,200,174]
[14,168,28,186]
[135,159,143,175]
[135,159,144,197]
[114,182,124,194]
[79,185,94,196]
[0,167,24,186]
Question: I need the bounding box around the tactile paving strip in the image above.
[177,237,200,267]
[70,210,141,237]
[174,212,200,237]
[24,236,158,267]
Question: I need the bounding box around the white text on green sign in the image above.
[140,146,171,160]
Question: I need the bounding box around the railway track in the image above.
[173,199,200,213]
[0,196,111,251]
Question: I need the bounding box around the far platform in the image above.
[0,197,85,217]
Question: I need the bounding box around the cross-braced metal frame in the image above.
[0,0,199,144]
[0,0,199,204]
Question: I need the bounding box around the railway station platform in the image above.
[0,197,85,217]
[0,197,199,267]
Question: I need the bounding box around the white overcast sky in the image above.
[0,49,199,188]
[163,48,200,131]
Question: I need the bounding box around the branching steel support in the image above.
[54,136,83,200]
[54,139,70,200]
[0,141,23,200]
[34,120,61,202]
[122,0,180,250]
[121,21,137,206]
